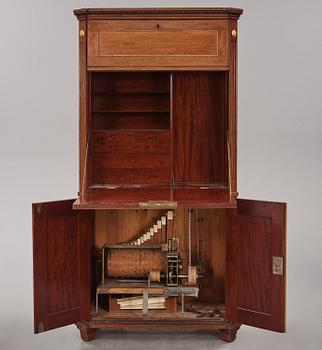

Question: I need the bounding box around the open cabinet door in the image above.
[32,199,92,333]
[226,199,286,332]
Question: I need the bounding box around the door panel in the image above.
[33,199,92,333]
[226,198,286,332]
[172,72,228,186]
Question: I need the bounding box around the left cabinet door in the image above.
[32,199,93,333]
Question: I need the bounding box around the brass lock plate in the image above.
[139,201,177,209]
[272,256,283,276]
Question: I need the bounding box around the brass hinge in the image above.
[139,201,177,209]
[38,321,44,333]
[272,256,284,276]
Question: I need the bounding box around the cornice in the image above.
[73,7,243,20]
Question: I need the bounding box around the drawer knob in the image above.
[79,29,85,38]
[231,29,237,38]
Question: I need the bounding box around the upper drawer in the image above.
[87,20,228,69]
[132,131,169,143]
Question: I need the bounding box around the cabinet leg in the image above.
[218,323,240,343]
[76,323,97,342]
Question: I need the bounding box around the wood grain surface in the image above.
[226,199,286,332]
[33,199,93,332]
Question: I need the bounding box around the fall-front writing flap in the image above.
[226,198,286,332]
[32,199,92,333]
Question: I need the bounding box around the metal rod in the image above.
[181,294,185,315]
[102,248,105,285]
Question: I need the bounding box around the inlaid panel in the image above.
[87,20,228,68]
[47,216,80,314]
[237,215,272,314]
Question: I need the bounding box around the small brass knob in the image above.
[231,29,237,38]
[79,29,85,38]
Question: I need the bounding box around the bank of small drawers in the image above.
[92,130,170,185]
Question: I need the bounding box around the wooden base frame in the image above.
[75,320,241,343]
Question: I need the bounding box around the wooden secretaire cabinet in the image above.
[32,8,286,343]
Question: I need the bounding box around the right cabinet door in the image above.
[226,198,287,332]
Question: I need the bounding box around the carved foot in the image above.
[218,323,240,343]
[76,323,97,342]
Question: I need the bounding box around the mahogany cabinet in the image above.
[32,8,287,343]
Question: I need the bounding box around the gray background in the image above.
[0,0,321,349]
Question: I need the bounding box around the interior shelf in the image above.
[92,111,169,113]
[92,91,170,95]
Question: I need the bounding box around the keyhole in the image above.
[156,23,160,29]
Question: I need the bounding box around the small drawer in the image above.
[132,142,170,154]
[133,131,169,143]
[93,168,170,185]
[93,131,132,143]
[93,142,132,153]
[94,154,170,169]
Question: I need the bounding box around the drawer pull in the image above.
[231,29,237,38]
[79,29,85,38]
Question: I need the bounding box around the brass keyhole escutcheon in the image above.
[79,29,85,38]
[231,29,237,38]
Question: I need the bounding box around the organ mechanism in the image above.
[96,210,203,314]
